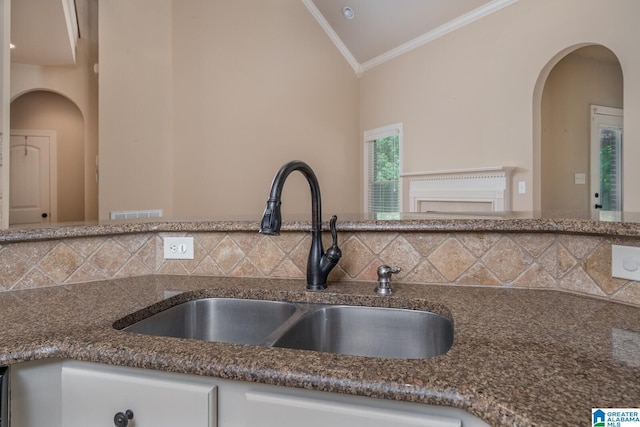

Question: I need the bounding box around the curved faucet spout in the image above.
[260,161,321,235]
[260,161,341,290]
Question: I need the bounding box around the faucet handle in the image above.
[329,215,338,246]
[375,265,401,296]
[325,215,342,262]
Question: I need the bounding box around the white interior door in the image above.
[9,131,56,225]
[590,105,623,220]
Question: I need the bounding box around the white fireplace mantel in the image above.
[403,167,515,213]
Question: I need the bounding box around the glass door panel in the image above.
[591,105,623,221]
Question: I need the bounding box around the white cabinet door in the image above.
[10,360,63,427]
[61,362,217,427]
[244,390,462,427]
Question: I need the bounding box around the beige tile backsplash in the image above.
[1,231,639,306]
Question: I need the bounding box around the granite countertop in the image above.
[1,275,638,426]
[3,212,640,243]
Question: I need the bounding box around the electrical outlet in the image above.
[612,245,640,281]
[163,237,194,260]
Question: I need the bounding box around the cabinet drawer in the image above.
[245,390,461,427]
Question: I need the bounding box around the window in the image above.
[364,124,402,214]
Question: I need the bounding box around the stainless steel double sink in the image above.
[121,298,453,360]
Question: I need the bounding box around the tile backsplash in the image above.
[1,230,639,307]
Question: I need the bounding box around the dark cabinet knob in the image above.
[595,204,603,209]
[114,409,134,427]
[42,213,48,218]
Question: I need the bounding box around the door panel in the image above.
[590,106,623,220]
[9,134,51,225]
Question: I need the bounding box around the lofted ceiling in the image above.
[307,0,518,72]
[10,0,517,72]
[312,0,493,63]
[10,0,79,65]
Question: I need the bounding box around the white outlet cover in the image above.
[163,237,194,260]
[612,245,640,281]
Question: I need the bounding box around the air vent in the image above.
[110,209,163,220]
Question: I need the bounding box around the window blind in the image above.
[366,135,400,213]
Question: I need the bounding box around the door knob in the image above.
[42,213,48,218]
[595,204,603,209]
[594,192,599,198]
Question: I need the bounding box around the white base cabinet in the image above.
[10,360,489,427]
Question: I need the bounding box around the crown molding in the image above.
[302,0,518,76]
[300,0,363,76]
[360,0,519,72]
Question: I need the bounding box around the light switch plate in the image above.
[518,181,526,194]
[163,237,194,260]
[612,245,640,281]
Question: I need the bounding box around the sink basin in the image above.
[272,305,453,359]
[121,298,453,359]
[123,298,298,345]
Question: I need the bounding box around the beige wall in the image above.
[99,0,360,220]
[99,0,640,218]
[99,0,174,219]
[541,47,623,216]
[359,0,640,212]
[11,91,85,222]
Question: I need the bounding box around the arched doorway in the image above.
[536,45,623,218]
[10,90,85,224]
